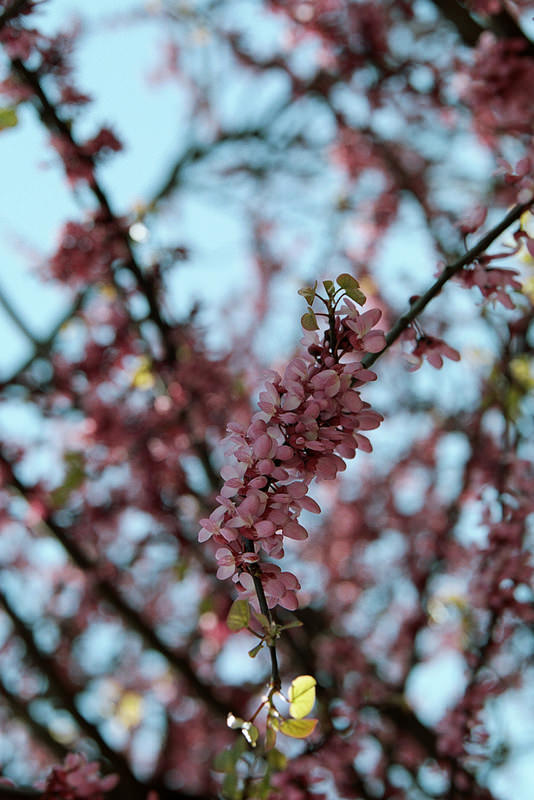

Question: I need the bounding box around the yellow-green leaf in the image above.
[0,107,18,130]
[288,675,316,719]
[267,748,287,769]
[301,311,318,331]
[279,718,318,738]
[227,599,250,630]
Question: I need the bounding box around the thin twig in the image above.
[0,589,142,793]
[362,196,534,369]
[243,541,281,691]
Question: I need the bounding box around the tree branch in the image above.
[0,674,69,761]
[430,0,534,56]
[0,282,39,345]
[362,196,534,369]
[10,58,176,364]
[0,0,29,31]
[0,589,143,794]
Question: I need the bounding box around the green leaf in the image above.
[227,599,250,631]
[241,722,259,747]
[288,675,316,719]
[0,107,18,131]
[253,612,271,632]
[248,641,264,659]
[266,748,287,770]
[323,279,335,296]
[280,619,303,631]
[221,771,240,800]
[213,748,237,772]
[301,310,319,331]
[336,273,366,305]
[279,718,318,738]
[297,282,317,304]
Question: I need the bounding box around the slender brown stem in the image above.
[243,541,281,691]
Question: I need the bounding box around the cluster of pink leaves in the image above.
[36,754,118,800]
[457,34,534,146]
[199,300,385,609]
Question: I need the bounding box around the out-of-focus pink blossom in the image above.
[36,754,118,800]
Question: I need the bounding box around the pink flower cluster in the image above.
[457,34,534,145]
[48,211,129,288]
[456,261,522,309]
[199,301,385,609]
[404,330,461,371]
[37,754,118,800]
[50,128,122,186]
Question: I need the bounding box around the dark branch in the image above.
[10,58,176,364]
[362,196,534,369]
[0,0,29,31]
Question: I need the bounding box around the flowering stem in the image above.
[362,196,534,368]
[244,540,281,691]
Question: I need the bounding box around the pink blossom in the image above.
[456,262,522,308]
[406,335,461,370]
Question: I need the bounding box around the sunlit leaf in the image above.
[227,599,250,631]
[279,718,318,738]
[288,675,316,719]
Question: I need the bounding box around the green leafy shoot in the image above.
[336,273,366,305]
